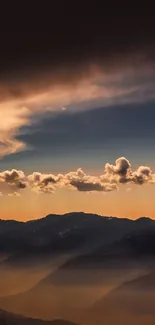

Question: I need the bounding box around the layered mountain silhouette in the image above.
[0,213,155,325]
[43,222,155,287]
[0,213,155,324]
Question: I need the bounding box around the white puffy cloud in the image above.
[104,157,155,185]
[104,157,131,183]
[0,157,155,195]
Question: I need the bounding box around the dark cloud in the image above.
[65,168,117,192]
[0,4,154,83]
[70,180,117,192]
[0,169,27,190]
[0,5,154,160]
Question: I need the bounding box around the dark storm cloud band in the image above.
[0,3,155,96]
[0,157,155,196]
[0,4,155,159]
[0,4,154,78]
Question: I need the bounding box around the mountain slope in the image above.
[46,226,155,286]
[0,212,138,266]
[1,225,155,320]
[0,214,155,323]
[0,214,154,262]
[88,271,155,325]
[0,308,79,325]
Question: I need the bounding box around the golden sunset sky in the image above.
[0,9,155,220]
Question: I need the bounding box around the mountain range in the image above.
[0,212,155,324]
[0,213,154,266]
[0,212,155,325]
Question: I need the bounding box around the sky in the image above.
[0,4,155,220]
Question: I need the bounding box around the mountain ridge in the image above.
[0,212,154,223]
[0,212,154,268]
[0,308,79,325]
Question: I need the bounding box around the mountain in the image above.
[0,309,79,325]
[87,271,155,325]
[0,213,154,267]
[0,214,155,323]
[1,219,155,321]
[0,213,148,306]
[45,225,155,287]
[0,212,133,266]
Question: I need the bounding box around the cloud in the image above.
[104,157,131,184]
[126,187,132,192]
[0,157,155,195]
[132,166,153,185]
[0,169,27,190]
[104,157,155,185]
[0,63,155,158]
[64,168,118,192]
[8,192,21,197]
[28,172,63,193]
[0,78,131,157]
[0,12,155,160]
[0,6,155,85]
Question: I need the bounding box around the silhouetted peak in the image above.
[135,216,153,223]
